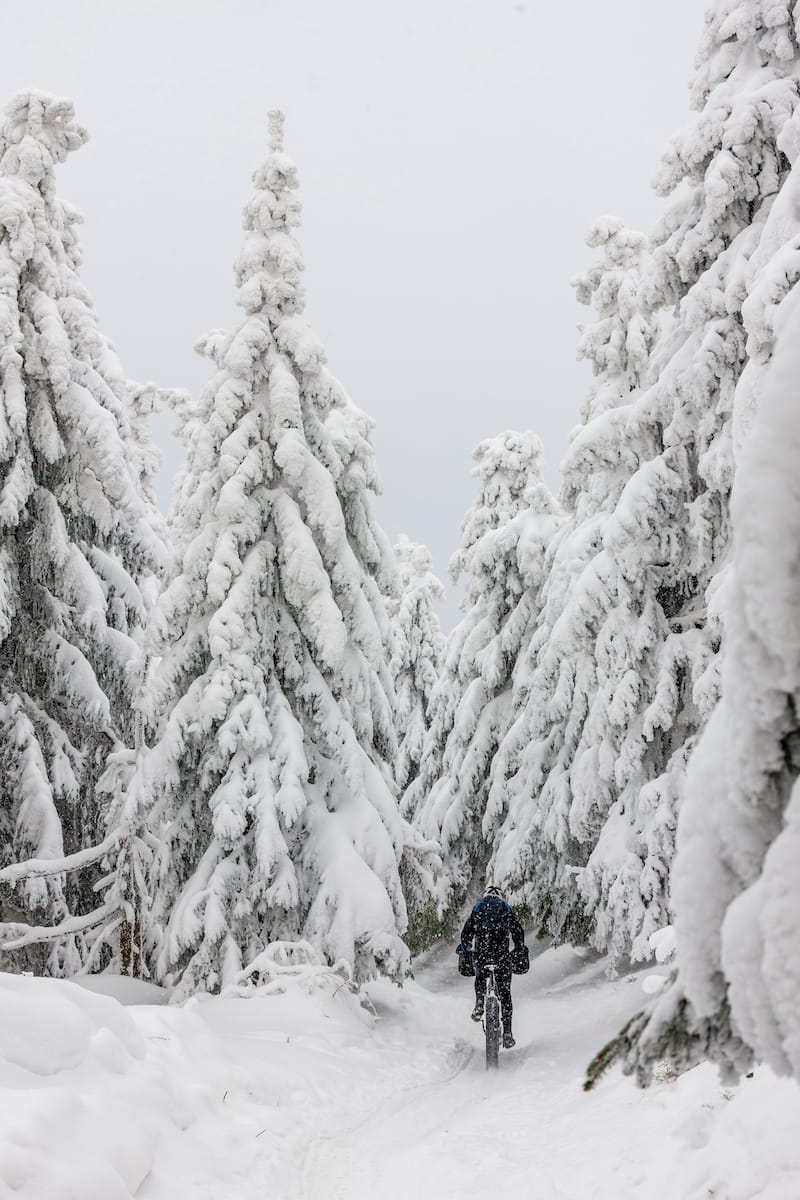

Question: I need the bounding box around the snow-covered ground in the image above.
[2,943,798,1200]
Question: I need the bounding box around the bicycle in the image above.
[457,943,515,1069]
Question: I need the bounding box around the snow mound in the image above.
[0,973,158,1199]
[69,973,169,1006]
[0,972,145,1076]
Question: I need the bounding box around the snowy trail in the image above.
[4,946,800,1199]
[300,944,668,1200]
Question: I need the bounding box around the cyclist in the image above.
[458,884,526,1049]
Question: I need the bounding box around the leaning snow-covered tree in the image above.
[0,91,166,975]
[390,536,445,798]
[587,107,800,1091]
[405,432,559,937]
[143,111,409,998]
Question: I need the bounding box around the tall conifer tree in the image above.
[0,92,165,974]
[143,112,409,997]
[407,432,559,930]
[594,87,800,1087]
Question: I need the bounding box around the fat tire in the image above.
[485,994,500,1070]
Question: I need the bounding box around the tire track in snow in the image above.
[300,1037,475,1199]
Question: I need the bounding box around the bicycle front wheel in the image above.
[485,994,500,1069]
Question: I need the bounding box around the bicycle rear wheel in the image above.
[485,994,500,1069]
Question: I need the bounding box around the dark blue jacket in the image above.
[460,895,525,968]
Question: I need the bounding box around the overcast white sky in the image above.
[7,0,703,626]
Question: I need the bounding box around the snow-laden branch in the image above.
[0,901,120,951]
[221,940,356,999]
[0,830,124,885]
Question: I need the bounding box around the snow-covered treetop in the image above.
[234,107,305,322]
[0,90,87,191]
[394,536,445,611]
[451,430,547,593]
[648,0,799,306]
[560,217,656,519]
[0,87,165,569]
[268,108,284,153]
[395,535,439,583]
[572,217,652,418]
[692,1,798,106]
[391,535,445,699]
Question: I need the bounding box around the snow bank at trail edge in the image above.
[2,947,800,1199]
[0,967,378,1200]
[0,972,161,1198]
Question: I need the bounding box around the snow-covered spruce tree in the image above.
[143,111,409,998]
[576,0,800,966]
[390,536,445,798]
[0,91,166,976]
[490,3,800,967]
[405,432,559,937]
[587,114,800,1090]
[389,536,445,953]
[485,219,658,954]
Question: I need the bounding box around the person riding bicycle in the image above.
[459,884,526,1049]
